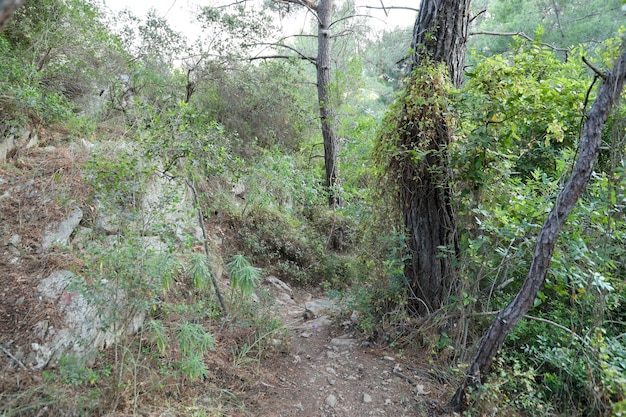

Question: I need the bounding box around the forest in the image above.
[0,0,625,416]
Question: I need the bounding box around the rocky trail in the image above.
[246,277,454,417]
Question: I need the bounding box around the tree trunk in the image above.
[0,0,23,28]
[451,45,626,410]
[412,0,470,88]
[404,0,470,314]
[316,0,341,208]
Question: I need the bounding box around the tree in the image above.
[376,0,471,315]
[469,0,624,57]
[267,0,342,208]
[0,0,23,28]
[451,41,626,410]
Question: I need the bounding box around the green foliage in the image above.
[343,229,410,335]
[85,148,155,211]
[0,35,75,127]
[235,205,318,283]
[464,355,554,416]
[374,60,453,210]
[455,37,590,187]
[196,61,316,151]
[55,355,104,387]
[1,0,129,128]
[227,254,261,298]
[174,321,216,380]
[469,0,624,57]
[452,36,626,415]
[188,253,213,293]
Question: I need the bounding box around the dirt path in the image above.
[247,279,454,417]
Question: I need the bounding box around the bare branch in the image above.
[0,344,28,370]
[364,5,419,12]
[251,42,317,65]
[469,8,486,23]
[249,54,315,63]
[331,29,356,39]
[213,0,250,9]
[379,0,388,17]
[275,0,318,11]
[470,30,569,53]
[582,55,607,80]
[329,13,374,28]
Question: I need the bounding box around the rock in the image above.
[324,394,338,407]
[8,234,20,246]
[383,355,395,361]
[350,310,360,324]
[0,134,15,163]
[267,275,292,293]
[42,207,83,252]
[305,299,339,319]
[33,270,145,368]
[276,292,296,305]
[415,384,431,395]
[141,172,199,243]
[363,393,372,403]
[330,337,356,347]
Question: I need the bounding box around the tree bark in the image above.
[316,0,342,208]
[271,0,341,208]
[451,44,626,410]
[412,0,470,88]
[403,0,470,314]
[0,0,23,28]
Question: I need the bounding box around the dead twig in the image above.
[0,344,28,370]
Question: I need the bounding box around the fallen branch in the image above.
[0,344,28,370]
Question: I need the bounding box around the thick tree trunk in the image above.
[316,0,341,208]
[404,0,470,314]
[412,0,470,87]
[451,45,626,410]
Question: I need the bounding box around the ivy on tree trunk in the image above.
[404,0,470,314]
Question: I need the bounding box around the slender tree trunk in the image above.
[451,45,626,410]
[404,0,470,314]
[316,0,341,208]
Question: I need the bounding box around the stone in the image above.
[330,337,356,347]
[276,292,296,305]
[363,393,372,403]
[8,234,20,246]
[0,135,16,163]
[415,384,431,395]
[324,394,338,407]
[42,207,83,252]
[34,269,145,368]
[305,299,339,319]
[266,275,292,293]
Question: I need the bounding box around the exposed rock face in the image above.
[0,127,39,163]
[33,270,145,368]
[42,207,83,252]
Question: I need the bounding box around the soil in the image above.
[245,283,457,417]
[0,141,458,416]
